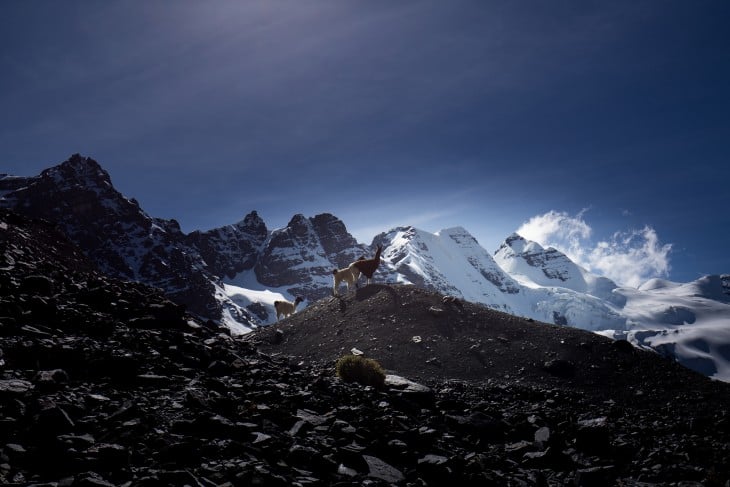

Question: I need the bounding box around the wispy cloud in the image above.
[517,210,672,287]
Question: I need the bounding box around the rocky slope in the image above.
[249,285,718,391]
[3,208,730,486]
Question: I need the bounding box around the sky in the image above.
[1,1,728,287]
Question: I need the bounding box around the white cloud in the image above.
[517,210,672,287]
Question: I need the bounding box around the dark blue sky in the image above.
[1,1,728,285]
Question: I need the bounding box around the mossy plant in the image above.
[335,355,386,389]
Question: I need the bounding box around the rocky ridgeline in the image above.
[187,211,268,280]
[2,209,730,486]
[0,155,370,325]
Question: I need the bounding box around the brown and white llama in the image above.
[350,245,383,285]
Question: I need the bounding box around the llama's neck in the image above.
[374,246,382,260]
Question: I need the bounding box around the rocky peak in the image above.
[373,226,521,303]
[284,213,312,239]
[39,154,112,191]
[187,211,269,280]
[496,232,528,256]
[311,213,362,267]
[0,155,240,325]
[237,210,267,236]
[372,226,415,250]
[493,233,624,306]
[439,226,480,247]
[495,233,575,282]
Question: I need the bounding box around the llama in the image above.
[333,259,362,296]
[273,296,304,321]
[351,245,383,285]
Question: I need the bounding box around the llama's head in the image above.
[294,296,304,304]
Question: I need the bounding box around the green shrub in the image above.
[335,355,386,388]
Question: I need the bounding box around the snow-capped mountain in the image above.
[491,235,730,381]
[598,275,730,381]
[3,155,728,381]
[494,232,625,306]
[374,226,729,381]
[373,226,520,312]
[374,226,627,331]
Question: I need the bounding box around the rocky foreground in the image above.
[1,209,730,486]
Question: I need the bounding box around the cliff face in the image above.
[187,211,268,279]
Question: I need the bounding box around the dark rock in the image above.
[75,471,117,486]
[287,444,320,468]
[33,369,69,391]
[543,359,575,378]
[207,360,232,377]
[522,447,552,467]
[575,417,611,456]
[613,339,635,353]
[534,426,551,449]
[34,401,76,436]
[19,275,55,297]
[363,454,405,483]
[574,465,616,486]
[83,443,129,470]
[417,454,451,482]
[271,329,285,345]
[0,379,33,396]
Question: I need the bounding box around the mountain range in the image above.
[3,205,729,485]
[2,154,729,381]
